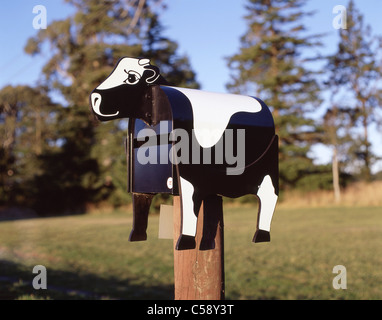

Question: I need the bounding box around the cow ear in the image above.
[144,65,160,84]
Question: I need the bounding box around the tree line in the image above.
[1,0,381,214]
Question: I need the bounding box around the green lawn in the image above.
[0,204,381,300]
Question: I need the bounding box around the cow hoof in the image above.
[176,235,196,250]
[253,229,270,243]
[129,229,147,242]
[199,238,215,250]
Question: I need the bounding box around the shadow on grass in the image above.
[0,206,89,222]
[0,260,174,300]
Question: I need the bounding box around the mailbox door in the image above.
[129,119,177,194]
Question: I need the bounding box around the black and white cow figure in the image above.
[90,57,279,250]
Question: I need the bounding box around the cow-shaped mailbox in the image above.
[90,57,279,250]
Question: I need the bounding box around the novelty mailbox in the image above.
[90,57,279,250]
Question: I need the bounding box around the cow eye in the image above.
[124,70,141,85]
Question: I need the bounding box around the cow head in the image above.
[90,57,164,122]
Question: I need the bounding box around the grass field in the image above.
[0,203,381,300]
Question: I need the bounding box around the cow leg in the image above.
[129,193,154,241]
[253,175,278,243]
[176,177,200,250]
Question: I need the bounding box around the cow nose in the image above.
[91,92,101,110]
[91,92,119,118]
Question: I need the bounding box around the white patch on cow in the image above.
[179,177,197,237]
[257,175,278,232]
[96,57,151,90]
[172,87,262,148]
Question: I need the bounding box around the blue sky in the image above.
[1,0,382,170]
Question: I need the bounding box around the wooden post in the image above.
[173,195,225,300]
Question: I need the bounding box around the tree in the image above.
[322,104,357,202]
[0,85,59,206]
[226,0,323,190]
[326,0,382,181]
[24,0,199,212]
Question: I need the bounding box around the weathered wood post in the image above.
[173,195,224,300]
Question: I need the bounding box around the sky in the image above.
[1,0,382,171]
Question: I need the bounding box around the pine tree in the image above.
[226,0,323,190]
[24,0,199,212]
[326,0,382,181]
[0,85,59,207]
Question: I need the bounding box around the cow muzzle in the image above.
[91,92,119,118]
